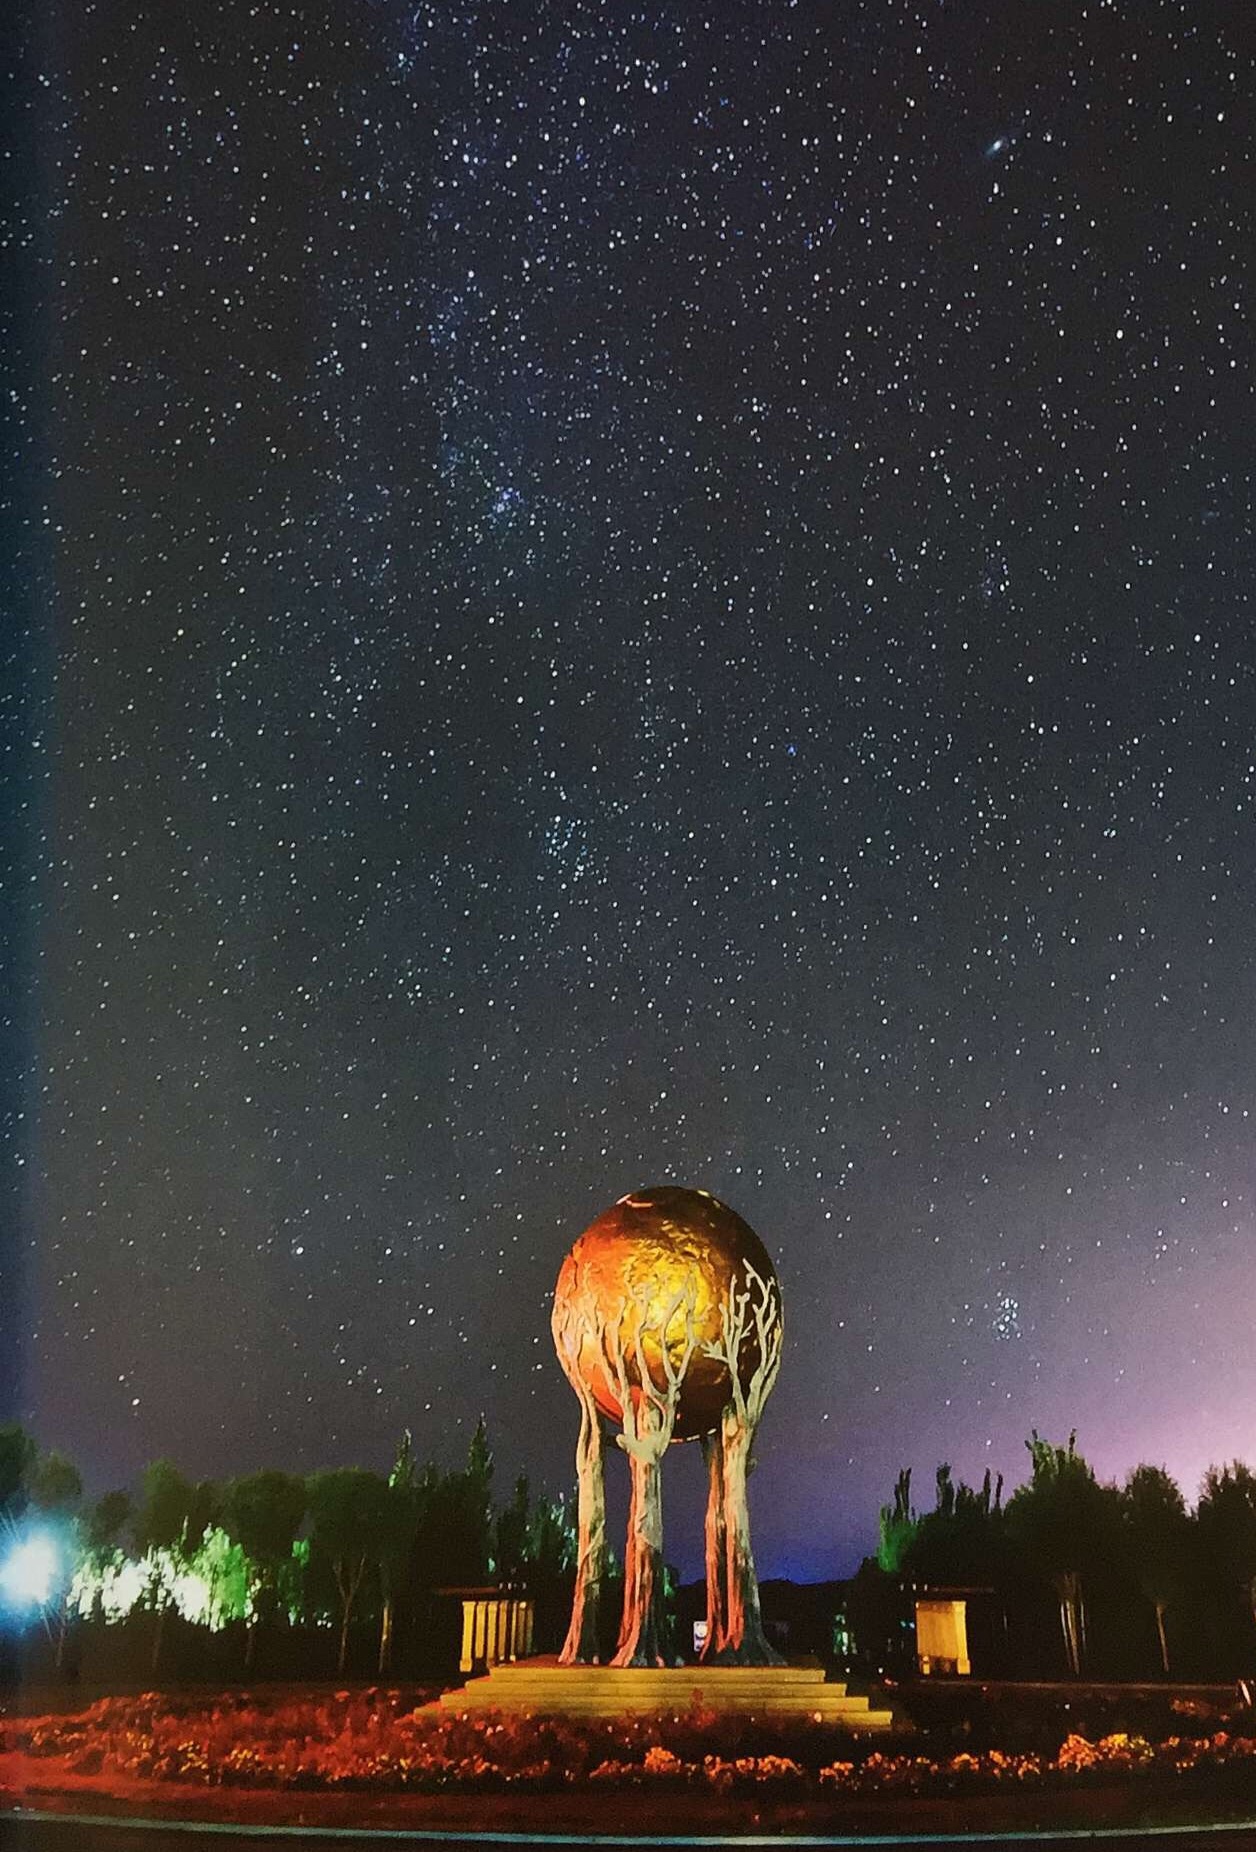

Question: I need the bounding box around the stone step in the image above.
[438,1694,895,1730]
[452,1681,844,1696]
[472,1681,844,1696]
[480,1660,833,1685]
[452,1696,874,1703]
[433,1660,894,1728]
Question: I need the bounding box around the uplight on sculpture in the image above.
[551,1185,783,1667]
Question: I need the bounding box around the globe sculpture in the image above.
[551,1186,783,1668]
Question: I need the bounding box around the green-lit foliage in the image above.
[190,1527,251,1627]
[279,1536,310,1624]
[69,1526,250,1631]
[132,1461,195,1562]
[221,1471,307,1669]
[72,1491,133,1625]
[131,1460,218,1673]
[876,1467,916,1574]
[23,1450,86,1666]
[525,1490,577,1580]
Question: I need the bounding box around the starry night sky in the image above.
[4,1,1254,1579]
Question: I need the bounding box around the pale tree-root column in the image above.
[553,1288,609,1664]
[699,1427,727,1661]
[559,1388,607,1664]
[700,1261,784,1665]
[614,1443,668,1666]
[714,1404,782,1664]
[605,1278,699,1667]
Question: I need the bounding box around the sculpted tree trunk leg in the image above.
[560,1397,606,1664]
[700,1428,727,1660]
[714,1408,782,1665]
[614,1449,639,1659]
[612,1451,669,1666]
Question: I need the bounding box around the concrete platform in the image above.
[434,1655,895,1728]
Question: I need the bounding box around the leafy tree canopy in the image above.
[1005,1431,1120,1581]
[494,1474,530,1584]
[1123,1463,1187,1536]
[1197,1461,1256,1595]
[29,1451,84,1515]
[0,1424,36,1518]
[306,1467,392,1564]
[221,1471,306,1573]
[902,1465,1006,1589]
[133,1460,197,1559]
[85,1490,132,1557]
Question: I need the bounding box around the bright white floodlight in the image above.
[0,1534,58,1608]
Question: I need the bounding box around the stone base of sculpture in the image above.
[434,1656,895,1727]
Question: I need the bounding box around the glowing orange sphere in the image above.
[551,1185,780,1441]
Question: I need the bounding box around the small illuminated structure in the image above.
[552,1185,783,1667]
[440,1587,535,1675]
[914,1596,972,1677]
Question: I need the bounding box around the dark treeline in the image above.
[8,1421,1256,1689]
[848,1433,1256,1682]
[0,1421,577,1687]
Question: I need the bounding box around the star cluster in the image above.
[4,0,1254,1575]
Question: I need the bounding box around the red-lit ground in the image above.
[5,1684,1256,1836]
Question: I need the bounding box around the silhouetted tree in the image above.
[494,1474,531,1585]
[28,1451,81,1514]
[376,1439,422,1676]
[0,1424,35,1534]
[464,1417,494,1573]
[1122,1464,1189,1675]
[1197,1463,1256,1656]
[307,1468,391,1675]
[521,1490,577,1650]
[220,1471,306,1672]
[132,1460,200,1676]
[84,1490,131,1562]
[846,1555,913,1673]
[28,1451,83,1670]
[903,1464,1006,1590]
[413,1424,496,1589]
[1005,1431,1119,1676]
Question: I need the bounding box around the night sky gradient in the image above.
[4,0,1254,1578]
